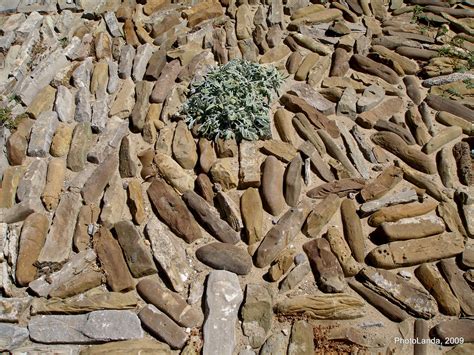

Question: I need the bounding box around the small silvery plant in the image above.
[181,59,284,141]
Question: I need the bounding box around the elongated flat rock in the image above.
[360,189,418,215]
[371,132,436,174]
[356,98,404,129]
[439,258,474,315]
[274,293,365,320]
[81,154,119,204]
[182,190,239,244]
[422,126,462,155]
[340,198,365,262]
[432,319,474,344]
[147,179,202,243]
[261,156,286,216]
[304,194,340,238]
[307,178,366,199]
[359,267,437,319]
[360,166,403,202]
[304,238,345,293]
[368,200,438,227]
[255,199,312,267]
[415,263,460,316]
[196,242,252,275]
[28,311,143,344]
[381,215,446,241]
[324,226,362,277]
[368,232,464,268]
[203,271,243,355]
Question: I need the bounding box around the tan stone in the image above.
[182,0,224,27]
[41,158,66,212]
[50,123,73,157]
[26,86,56,119]
[127,179,146,225]
[210,158,239,191]
[154,152,194,194]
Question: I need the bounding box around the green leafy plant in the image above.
[0,107,19,131]
[181,59,284,141]
[463,78,474,89]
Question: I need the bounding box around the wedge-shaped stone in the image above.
[203,270,243,355]
[101,173,127,228]
[371,132,436,174]
[27,111,59,157]
[81,154,119,205]
[261,140,297,163]
[93,228,134,292]
[360,165,402,202]
[16,213,48,287]
[114,221,157,278]
[255,199,312,267]
[293,114,326,155]
[182,190,239,244]
[28,311,143,344]
[31,289,138,315]
[274,293,365,319]
[215,189,242,231]
[439,258,474,315]
[381,215,445,241]
[415,263,460,316]
[147,179,202,243]
[307,178,366,199]
[348,280,409,322]
[29,249,103,299]
[304,238,345,293]
[304,194,340,238]
[358,267,437,319]
[318,129,359,178]
[154,152,194,194]
[137,278,202,328]
[368,232,464,268]
[172,121,197,170]
[37,192,82,268]
[356,97,403,129]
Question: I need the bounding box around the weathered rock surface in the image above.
[196,242,252,275]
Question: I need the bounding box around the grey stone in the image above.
[288,320,314,355]
[107,60,120,94]
[118,45,136,79]
[279,262,311,292]
[289,82,335,115]
[55,85,75,123]
[91,99,109,134]
[0,199,43,224]
[17,0,57,12]
[82,154,119,204]
[74,87,92,123]
[337,122,370,179]
[360,189,419,215]
[0,324,28,352]
[357,84,385,113]
[68,122,92,172]
[28,311,143,344]
[72,57,93,90]
[337,87,358,119]
[0,0,20,13]
[203,271,243,355]
[99,172,126,228]
[423,72,474,88]
[87,116,128,164]
[132,43,156,82]
[27,111,59,157]
[104,11,122,37]
[16,158,47,202]
[260,332,289,355]
[145,217,191,293]
[37,192,82,268]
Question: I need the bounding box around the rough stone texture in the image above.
[182,190,239,244]
[239,141,262,188]
[261,156,286,216]
[67,122,92,172]
[368,199,438,227]
[81,154,119,205]
[0,324,29,352]
[114,221,157,278]
[28,311,143,344]
[16,158,47,202]
[439,258,474,316]
[304,194,340,238]
[381,215,446,241]
[288,320,314,355]
[27,111,59,158]
[154,152,194,193]
[203,271,243,355]
[147,179,202,243]
[196,242,252,275]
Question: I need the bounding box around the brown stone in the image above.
[182,0,224,27]
[261,140,297,163]
[240,187,263,245]
[348,279,409,322]
[147,179,202,243]
[93,227,134,292]
[16,213,49,286]
[298,141,334,182]
[368,199,438,227]
[274,108,296,146]
[209,158,239,191]
[50,123,73,158]
[293,113,326,155]
[81,154,119,205]
[198,139,217,174]
[371,132,437,174]
[453,141,472,186]
[150,60,181,104]
[268,248,296,282]
[405,105,431,146]
[274,293,365,320]
[415,263,461,316]
[439,258,474,315]
[425,94,474,122]
[41,158,66,212]
[359,267,437,319]
[67,122,92,172]
[286,51,304,75]
[196,242,252,275]
[361,166,403,202]
[340,198,365,262]
[368,232,464,268]
[127,179,146,225]
[123,19,140,47]
[194,173,214,205]
[381,215,446,241]
[182,190,239,244]
[436,111,473,135]
[432,319,474,344]
[144,0,169,15]
[304,238,345,293]
[137,278,202,328]
[255,199,312,267]
[215,189,242,231]
[261,156,286,216]
[114,221,156,278]
[6,132,28,166]
[73,204,100,252]
[307,178,366,199]
[304,194,340,238]
[285,155,303,207]
[0,166,25,208]
[173,121,197,170]
[216,138,238,158]
[356,97,404,129]
[238,141,262,188]
[324,226,362,277]
[318,129,359,178]
[351,54,400,85]
[280,93,340,138]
